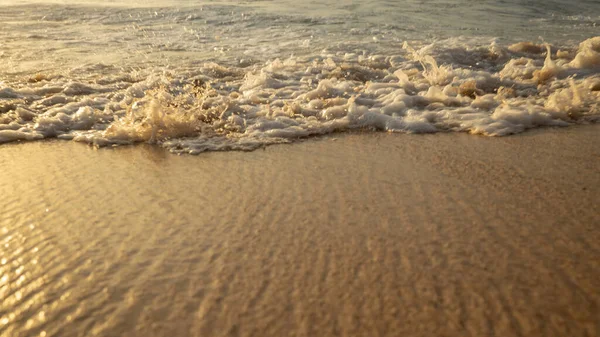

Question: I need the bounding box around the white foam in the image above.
[0,129,44,143]
[0,37,599,153]
[570,37,600,69]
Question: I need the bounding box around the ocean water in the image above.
[0,0,599,153]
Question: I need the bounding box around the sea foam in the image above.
[0,36,599,154]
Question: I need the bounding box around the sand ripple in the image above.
[1,127,599,336]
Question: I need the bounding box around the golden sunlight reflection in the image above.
[0,220,71,336]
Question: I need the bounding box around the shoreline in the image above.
[2,122,600,154]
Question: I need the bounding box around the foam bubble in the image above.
[570,37,600,69]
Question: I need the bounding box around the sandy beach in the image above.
[1,125,599,337]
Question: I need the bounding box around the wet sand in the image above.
[1,125,599,337]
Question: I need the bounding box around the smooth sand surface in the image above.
[1,125,599,337]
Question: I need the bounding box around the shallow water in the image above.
[1,127,600,337]
[0,0,599,153]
